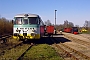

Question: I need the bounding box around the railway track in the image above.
[50,37,90,60]
[78,34,90,40]
[17,43,34,60]
[0,40,34,60]
[0,34,15,55]
[0,34,23,56]
[0,41,23,56]
[0,34,35,60]
[63,33,90,47]
[0,34,12,43]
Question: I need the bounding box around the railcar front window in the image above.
[73,28,78,32]
[23,19,28,24]
[28,17,38,24]
[15,18,22,24]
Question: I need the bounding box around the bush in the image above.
[0,17,13,35]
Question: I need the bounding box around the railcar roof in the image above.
[14,13,39,17]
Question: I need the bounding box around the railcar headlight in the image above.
[32,29,35,32]
[31,33,35,36]
[13,33,19,36]
[16,30,19,32]
[16,30,21,32]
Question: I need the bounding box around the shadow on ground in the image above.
[23,35,71,45]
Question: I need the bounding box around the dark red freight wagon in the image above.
[64,28,72,33]
[66,28,72,33]
[71,27,79,34]
[46,26,54,36]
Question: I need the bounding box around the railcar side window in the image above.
[38,17,44,26]
[40,20,44,26]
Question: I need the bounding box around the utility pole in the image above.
[55,10,57,26]
[55,10,57,34]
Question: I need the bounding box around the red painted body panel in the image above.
[73,32,78,34]
[64,28,72,33]
[46,26,54,34]
[40,26,44,33]
[40,26,44,36]
[64,27,79,34]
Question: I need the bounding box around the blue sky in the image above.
[0,0,90,27]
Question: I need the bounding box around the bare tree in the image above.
[75,25,79,27]
[63,20,74,28]
[68,22,74,28]
[44,20,52,26]
[64,20,68,28]
[88,21,90,27]
[57,24,64,31]
[0,17,13,35]
[83,20,90,30]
